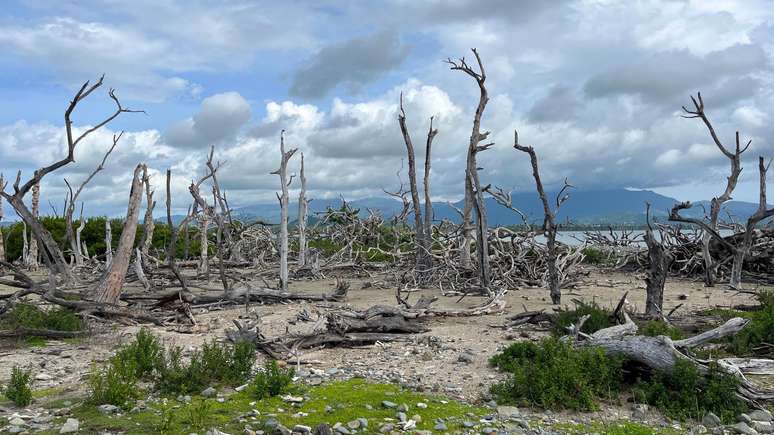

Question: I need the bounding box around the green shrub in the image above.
[4,366,33,407]
[155,346,207,395]
[1,303,83,332]
[187,399,213,429]
[113,327,164,379]
[87,361,138,408]
[551,301,614,337]
[633,360,745,422]
[581,246,608,265]
[252,360,295,399]
[155,340,256,394]
[639,321,684,340]
[490,338,625,411]
[727,291,774,356]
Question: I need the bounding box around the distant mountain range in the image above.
[230,189,771,227]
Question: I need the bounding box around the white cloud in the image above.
[166,92,251,149]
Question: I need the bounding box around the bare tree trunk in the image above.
[105,219,113,266]
[0,174,4,261]
[198,215,209,280]
[272,131,297,291]
[423,117,437,271]
[91,164,146,304]
[730,156,773,289]
[297,153,308,267]
[75,208,86,261]
[514,131,572,305]
[447,49,493,290]
[165,169,187,291]
[644,203,669,316]
[134,248,151,291]
[26,181,40,270]
[141,168,156,257]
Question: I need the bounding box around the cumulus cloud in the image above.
[166,92,251,149]
[290,31,411,99]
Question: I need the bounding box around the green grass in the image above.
[552,300,615,337]
[551,421,682,434]
[54,379,487,434]
[639,321,684,340]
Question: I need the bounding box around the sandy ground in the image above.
[0,266,770,426]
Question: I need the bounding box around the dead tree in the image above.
[90,164,146,304]
[0,76,138,282]
[297,153,309,267]
[644,203,670,316]
[677,93,750,286]
[140,168,156,257]
[64,133,121,266]
[26,182,40,270]
[271,130,297,291]
[731,157,774,287]
[165,169,187,291]
[105,219,113,266]
[513,131,572,304]
[446,48,494,291]
[0,174,4,261]
[397,94,436,280]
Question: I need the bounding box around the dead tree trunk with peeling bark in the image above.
[644,203,669,316]
[272,130,297,291]
[676,93,749,287]
[731,157,774,288]
[423,117,437,271]
[446,49,494,292]
[397,94,436,280]
[26,181,40,270]
[91,164,146,304]
[105,220,113,267]
[513,131,572,305]
[297,153,309,267]
[141,168,156,257]
[165,169,187,291]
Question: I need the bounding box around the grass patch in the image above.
[552,420,681,434]
[490,338,625,411]
[639,320,684,340]
[252,360,295,399]
[726,291,774,356]
[66,379,486,434]
[581,246,609,265]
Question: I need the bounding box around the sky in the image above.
[1,0,773,219]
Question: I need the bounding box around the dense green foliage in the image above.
[633,360,745,423]
[251,360,295,399]
[581,246,608,265]
[490,338,625,410]
[551,301,615,337]
[0,303,83,332]
[727,291,774,356]
[3,366,33,407]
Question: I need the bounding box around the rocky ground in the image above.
[0,268,771,434]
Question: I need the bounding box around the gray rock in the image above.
[632,403,649,420]
[378,424,393,433]
[750,410,774,423]
[293,424,312,434]
[416,402,428,409]
[497,405,521,420]
[98,404,120,415]
[396,412,407,422]
[482,428,497,435]
[334,426,350,434]
[397,403,408,412]
[741,414,754,425]
[7,427,25,434]
[753,421,773,434]
[730,422,758,435]
[276,424,292,435]
[202,387,217,397]
[60,418,79,434]
[689,425,708,434]
[703,413,722,428]
[434,422,448,431]
[264,418,279,428]
[312,424,333,435]
[412,414,422,423]
[464,421,476,428]
[346,420,360,430]
[8,417,26,426]
[458,352,475,364]
[381,400,397,409]
[357,418,368,428]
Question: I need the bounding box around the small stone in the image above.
[281,395,304,403]
[411,415,422,423]
[276,424,292,435]
[750,410,774,423]
[741,414,754,424]
[244,430,256,435]
[293,424,312,434]
[357,418,367,428]
[458,352,474,364]
[35,373,53,381]
[434,422,448,431]
[9,417,26,426]
[235,384,249,392]
[702,412,722,428]
[397,403,408,412]
[497,406,520,419]
[264,418,279,428]
[312,424,333,435]
[202,387,217,397]
[308,377,323,386]
[482,428,497,435]
[396,412,407,422]
[98,404,119,415]
[731,422,758,435]
[378,424,394,433]
[753,421,773,434]
[381,400,397,409]
[463,421,476,428]
[334,426,350,434]
[631,403,649,420]
[416,402,427,409]
[60,418,79,434]
[7,427,25,434]
[346,420,360,430]
[326,368,339,375]
[325,405,333,413]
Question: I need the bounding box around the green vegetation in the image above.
[633,360,745,423]
[552,420,681,434]
[639,320,684,340]
[0,303,83,332]
[3,366,33,407]
[252,360,295,398]
[490,338,625,410]
[551,300,615,337]
[491,338,746,421]
[727,291,774,356]
[87,361,138,408]
[581,246,609,265]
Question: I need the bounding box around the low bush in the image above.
[155,340,256,394]
[633,359,745,423]
[1,303,83,332]
[113,327,164,379]
[551,301,614,337]
[639,320,683,340]
[4,366,33,407]
[727,291,774,356]
[581,246,608,265]
[252,360,295,399]
[87,361,138,408]
[490,338,625,411]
